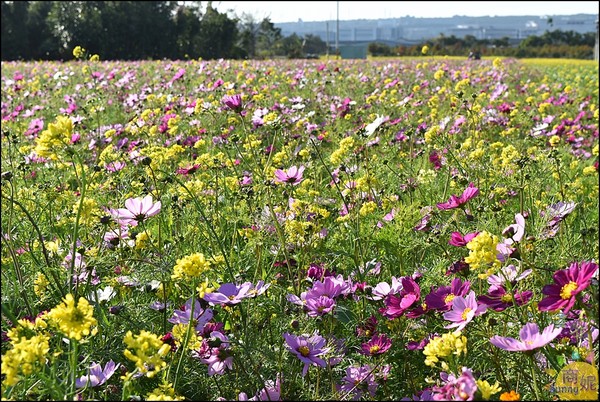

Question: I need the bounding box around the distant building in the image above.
[276,13,598,47]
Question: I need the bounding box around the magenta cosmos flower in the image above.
[111,194,161,227]
[360,333,392,356]
[538,261,598,313]
[379,276,421,319]
[443,290,486,331]
[436,183,479,210]
[425,277,471,312]
[490,322,563,352]
[222,94,243,112]
[283,332,331,376]
[274,165,305,186]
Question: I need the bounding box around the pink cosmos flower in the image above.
[443,290,487,331]
[490,322,563,352]
[436,183,479,210]
[538,261,598,313]
[111,195,161,227]
[502,213,526,245]
[274,165,305,186]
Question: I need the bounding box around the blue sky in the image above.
[213,1,599,23]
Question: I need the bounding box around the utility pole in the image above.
[336,1,339,59]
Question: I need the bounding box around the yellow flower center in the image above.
[444,294,455,305]
[501,293,513,303]
[560,281,578,299]
[298,346,310,357]
[461,307,472,320]
[369,345,381,354]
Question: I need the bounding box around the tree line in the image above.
[1,1,327,61]
[369,29,597,59]
[2,1,596,61]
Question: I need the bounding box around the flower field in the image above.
[1,53,598,401]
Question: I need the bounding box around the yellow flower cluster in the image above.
[33,272,50,299]
[423,330,467,368]
[171,252,211,281]
[34,115,73,160]
[171,323,203,350]
[464,231,501,279]
[72,45,85,59]
[330,136,356,165]
[46,294,97,341]
[146,382,185,401]
[2,329,50,386]
[123,330,171,378]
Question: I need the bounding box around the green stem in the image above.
[528,353,542,400]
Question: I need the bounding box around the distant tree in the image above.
[1,1,31,60]
[196,2,239,59]
[281,33,304,58]
[256,17,283,58]
[303,34,327,55]
[368,42,393,56]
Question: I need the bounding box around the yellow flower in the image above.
[123,330,171,378]
[477,379,502,400]
[1,332,50,386]
[172,253,211,281]
[465,231,501,277]
[423,331,467,367]
[146,382,185,401]
[46,294,97,340]
[73,45,85,59]
[34,272,50,299]
[421,45,429,55]
[583,166,597,175]
[34,115,73,160]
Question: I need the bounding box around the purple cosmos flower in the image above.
[478,285,533,312]
[443,290,486,331]
[379,276,421,319]
[111,194,161,227]
[338,365,379,400]
[203,282,253,306]
[75,360,120,388]
[538,261,598,313]
[448,231,480,247]
[283,332,330,376]
[436,183,479,210]
[222,94,243,112]
[168,298,214,332]
[305,295,336,317]
[425,278,471,312]
[305,274,352,300]
[490,322,563,352]
[360,333,392,356]
[274,165,305,185]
